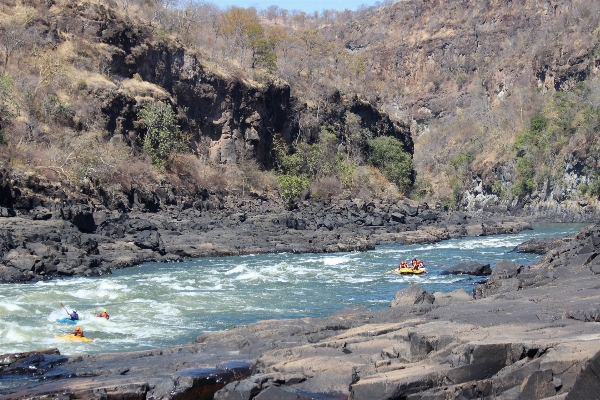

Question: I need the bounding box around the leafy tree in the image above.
[366,136,413,191]
[249,32,277,72]
[344,111,371,162]
[137,101,187,169]
[511,155,535,197]
[266,26,289,63]
[277,174,309,209]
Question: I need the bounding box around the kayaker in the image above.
[69,309,79,321]
[72,326,84,337]
[96,309,109,319]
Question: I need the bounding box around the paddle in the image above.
[385,269,398,274]
[60,302,70,316]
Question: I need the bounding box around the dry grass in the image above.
[120,78,170,100]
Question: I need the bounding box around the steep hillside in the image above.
[0,0,598,220]
[313,0,600,217]
[0,0,412,214]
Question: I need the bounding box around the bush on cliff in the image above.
[510,86,600,199]
[137,101,188,169]
[277,174,309,209]
[366,136,413,193]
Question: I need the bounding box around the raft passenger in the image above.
[398,260,409,270]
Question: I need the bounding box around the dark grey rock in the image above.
[442,261,491,276]
[134,231,165,254]
[512,237,567,254]
[391,284,435,307]
[447,211,468,225]
[518,369,556,399]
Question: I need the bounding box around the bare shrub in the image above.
[201,164,229,192]
[310,176,341,200]
[99,155,158,193]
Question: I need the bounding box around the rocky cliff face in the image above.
[345,0,599,122]
[460,161,600,222]
[338,0,600,220]
[73,2,413,171]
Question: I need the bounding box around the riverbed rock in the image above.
[3,224,600,399]
[391,284,435,307]
[432,289,472,306]
[441,261,492,276]
[0,194,534,282]
[512,237,570,254]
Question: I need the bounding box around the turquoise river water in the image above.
[0,223,587,357]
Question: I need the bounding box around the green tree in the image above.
[249,33,277,72]
[137,101,187,169]
[366,136,413,191]
[277,174,309,209]
[344,111,371,162]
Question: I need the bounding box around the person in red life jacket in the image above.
[72,326,84,337]
[96,309,109,319]
[398,260,409,270]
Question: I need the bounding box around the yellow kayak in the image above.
[397,268,427,275]
[55,335,94,342]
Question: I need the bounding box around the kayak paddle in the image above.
[60,302,70,316]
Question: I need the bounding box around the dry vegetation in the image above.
[0,0,599,208]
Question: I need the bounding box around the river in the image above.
[0,223,587,357]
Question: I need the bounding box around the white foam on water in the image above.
[0,224,581,356]
[4,326,28,342]
[166,283,197,291]
[225,264,246,275]
[323,256,349,266]
[0,302,24,312]
[149,274,176,283]
[345,277,374,284]
[258,263,288,276]
[236,271,263,281]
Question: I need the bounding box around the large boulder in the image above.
[133,231,165,254]
[57,205,97,233]
[473,261,525,299]
[441,261,491,276]
[391,284,435,307]
[512,237,567,254]
[566,349,600,399]
[432,289,472,306]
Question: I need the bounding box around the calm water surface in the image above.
[0,223,587,357]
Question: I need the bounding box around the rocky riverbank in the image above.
[1,223,600,399]
[0,195,532,283]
